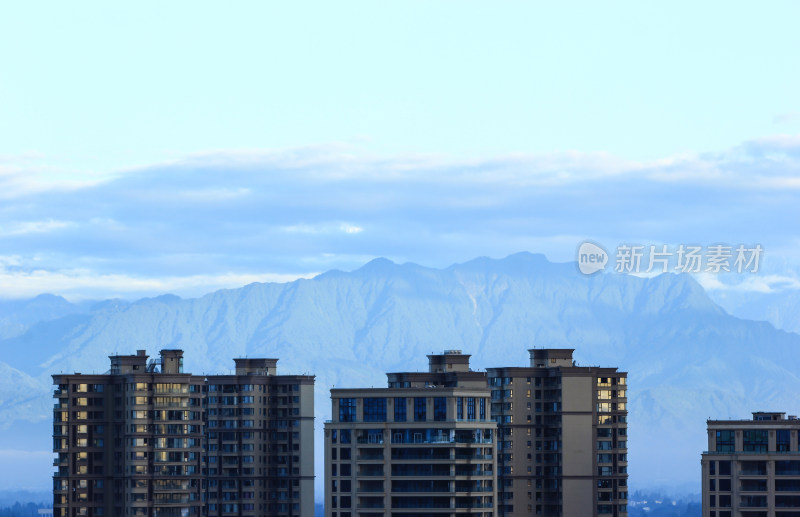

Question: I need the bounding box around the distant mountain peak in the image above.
[355,257,397,272]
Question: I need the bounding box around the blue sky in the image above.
[1,1,799,299]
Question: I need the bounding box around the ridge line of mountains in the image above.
[2,251,799,498]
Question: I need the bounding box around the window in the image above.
[414,398,426,422]
[480,398,486,420]
[394,398,406,422]
[433,398,447,422]
[363,398,386,422]
[743,430,768,453]
[740,479,766,492]
[339,399,356,423]
[467,398,476,420]
[716,430,735,453]
[457,397,463,420]
[777,429,791,452]
[775,460,800,476]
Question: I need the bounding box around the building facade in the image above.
[702,411,800,517]
[487,349,628,517]
[53,349,314,517]
[324,351,497,517]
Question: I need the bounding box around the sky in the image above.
[1,1,800,300]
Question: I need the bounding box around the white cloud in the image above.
[696,273,800,293]
[340,223,363,234]
[0,135,798,301]
[281,222,364,235]
[176,187,252,201]
[0,219,74,237]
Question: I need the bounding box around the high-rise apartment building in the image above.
[52,349,314,517]
[702,411,800,517]
[487,349,628,517]
[324,351,497,517]
[206,358,315,516]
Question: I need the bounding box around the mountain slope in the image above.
[2,252,798,495]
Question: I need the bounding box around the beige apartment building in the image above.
[324,348,627,517]
[487,349,628,517]
[702,411,800,517]
[53,349,315,517]
[324,351,497,517]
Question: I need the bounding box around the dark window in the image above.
[740,495,767,507]
[743,430,768,452]
[457,397,463,420]
[363,398,386,422]
[394,398,406,422]
[777,429,791,452]
[467,398,476,420]
[719,478,731,491]
[709,461,716,475]
[719,461,731,475]
[740,479,766,492]
[340,429,351,444]
[741,461,767,476]
[716,430,735,452]
[414,398,426,422]
[433,398,447,421]
[339,399,356,423]
[776,479,800,491]
[480,398,486,420]
[776,460,800,476]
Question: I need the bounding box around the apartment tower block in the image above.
[52,349,314,517]
[324,351,497,517]
[487,349,628,517]
[702,411,800,516]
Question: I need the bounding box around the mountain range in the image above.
[2,252,799,500]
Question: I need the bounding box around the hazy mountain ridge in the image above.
[709,287,800,335]
[1,252,799,496]
[0,294,94,341]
